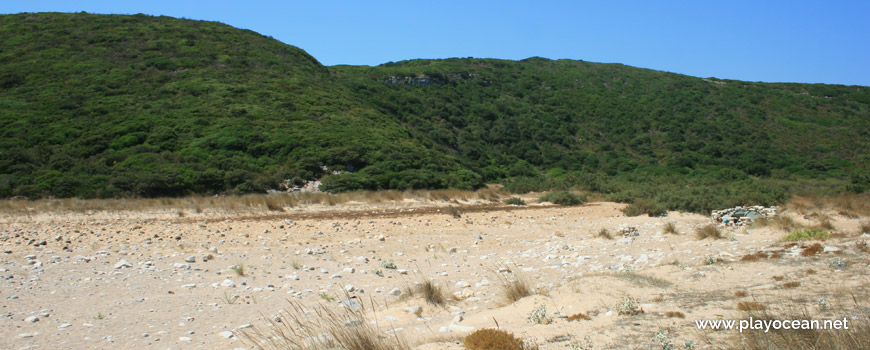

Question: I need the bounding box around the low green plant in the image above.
[782,228,830,241]
[527,304,551,324]
[380,260,396,269]
[230,264,246,276]
[538,191,586,206]
[617,297,644,315]
[319,292,335,302]
[221,292,240,305]
[505,197,526,205]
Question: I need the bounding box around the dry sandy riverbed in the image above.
[1,197,867,349]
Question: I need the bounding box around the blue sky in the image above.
[3,1,868,86]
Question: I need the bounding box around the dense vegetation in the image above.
[1,13,867,213]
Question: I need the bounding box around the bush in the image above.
[782,229,830,241]
[538,191,585,206]
[464,329,523,350]
[621,198,668,217]
[504,197,526,205]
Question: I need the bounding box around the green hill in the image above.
[1,13,868,211]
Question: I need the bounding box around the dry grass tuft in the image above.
[782,281,801,289]
[860,221,870,235]
[665,311,685,318]
[663,221,679,235]
[237,299,409,350]
[566,313,592,321]
[737,301,767,311]
[788,193,870,217]
[494,267,534,303]
[729,296,870,350]
[463,329,524,350]
[801,243,824,256]
[696,224,723,240]
[421,280,446,306]
[597,228,613,240]
[734,290,748,297]
[772,275,784,281]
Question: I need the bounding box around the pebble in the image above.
[184,256,196,263]
[404,305,423,316]
[221,279,236,288]
[219,331,235,338]
[114,260,132,269]
[25,315,39,323]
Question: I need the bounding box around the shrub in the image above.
[538,191,586,206]
[504,197,526,206]
[464,329,523,350]
[695,224,723,240]
[782,229,830,241]
[621,199,668,217]
[598,228,613,240]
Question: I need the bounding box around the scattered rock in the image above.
[114,260,132,269]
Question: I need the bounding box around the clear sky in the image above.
[3,1,868,86]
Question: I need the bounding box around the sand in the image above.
[0,197,867,349]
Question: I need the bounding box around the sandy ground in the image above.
[0,197,868,350]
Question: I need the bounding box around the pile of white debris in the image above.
[711,206,777,227]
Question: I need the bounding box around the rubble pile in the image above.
[711,206,777,227]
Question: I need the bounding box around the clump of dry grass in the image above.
[237,299,409,350]
[735,290,748,297]
[696,224,723,240]
[752,215,804,232]
[782,281,801,289]
[463,329,524,350]
[772,275,784,281]
[494,267,534,303]
[801,243,824,256]
[597,228,613,240]
[663,221,679,235]
[566,313,591,321]
[665,311,685,318]
[737,301,767,311]
[728,296,870,350]
[860,221,870,235]
[788,193,870,217]
[420,280,446,306]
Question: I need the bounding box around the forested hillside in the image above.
[1,12,867,209]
